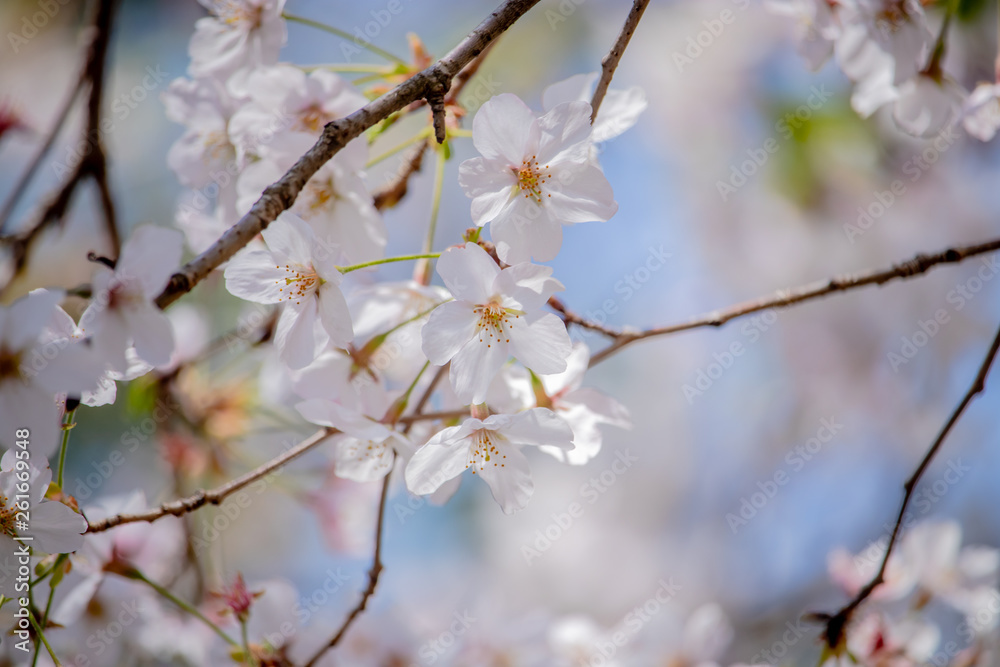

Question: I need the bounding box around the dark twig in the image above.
[817,321,1000,651]
[588,237,1000,367]
[373,139,429,210]
[590,0,651,123]
[0,0,120,286]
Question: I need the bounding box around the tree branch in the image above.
[372,139,429,210]
[587,237,1000,367]
[86,427,338,532]
[0,0,120,284]
[818,320,1000,651]
[154,0,542,310]
[590,0,650,123]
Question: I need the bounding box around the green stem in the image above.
[367,127,433,167]
[56,409,75,489]
[299,63,395,74]
[131,569,239,647]
[338,253,440,274]
[240,618,257,666]
[282,13,406,64]
[423,144,447,255]
[448,128,473,138]
[28,611,60,666]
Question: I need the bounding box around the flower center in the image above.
[275,263,322,305]
[514,155,552,205]
[204,130,234,162]
[342,438,392,473]
[0,493,18,537]
[297,104,331,134]
[0,347,21,382]
[215,1,263,29]
[467,429,506,473]
[302,176,338,212]
[473,301,519,348]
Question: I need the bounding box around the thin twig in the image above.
[0,77,84,233]
[155,0,542,310]
[0,0,120,285]
[86,428,338,532]
[302,456,393,667]
[372,139,429,210]
[818,321,1000,651]
[588,237,1000,367]
[303,363,449,665]
[590,0,651,123]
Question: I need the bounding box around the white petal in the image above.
[472,93,540,164]
[490,205,564,264]
[333,437,394,482]
[451,336,509,404]
[542,72,599,110]
[536,100,594,164]
[499,407,574,450]
[436,243,499,303]
[261,212,316,265]
[592,86,647,143]
[116,225,184,299]
[124,304,175,368]
[421,301,479,365]
[224,250,288,303]
[494,262,563,312]
[275,302,318,370]
[317,283,354,347]
[405,430,470,496]
[31,500,87,554]
[508,312,571,375]
[547,163,618,223]
[477,444,533,514]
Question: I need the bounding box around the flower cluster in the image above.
[768,0,1000,140]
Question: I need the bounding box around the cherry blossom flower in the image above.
[421,243,571,404]
[458,93,618,263]
[765,0,840,71]
[296,398,413,482]
[1,289,100,459]
[79,224,184,374]
[188,0,287,88]
[236,133,384,264]
[541,72,647,143]
[224,212,353,369]
[0,457,87,598]
[228,64,367,161]
[404,408,573,514]
[962,82,1000,141]
[893,73,966,138]
[162,76,240,191]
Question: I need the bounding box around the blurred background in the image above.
[1,0,999,664]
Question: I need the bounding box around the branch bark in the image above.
[590,0,651,123]
[155,0,542,310]
[586,237,1000,367]
[818,321,1000,651]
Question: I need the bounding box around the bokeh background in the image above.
[1,0,999,664]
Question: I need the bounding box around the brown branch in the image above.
[303,363,449,665]
[548,295,624,338]
[590,0,651,123]
[302,454,393,667]
[86,427,338,532]
[817,321,1000,651]
[0,0,120,285]
[372,139,429,210]
[155,0,542,311]
[588,237,1000,367]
